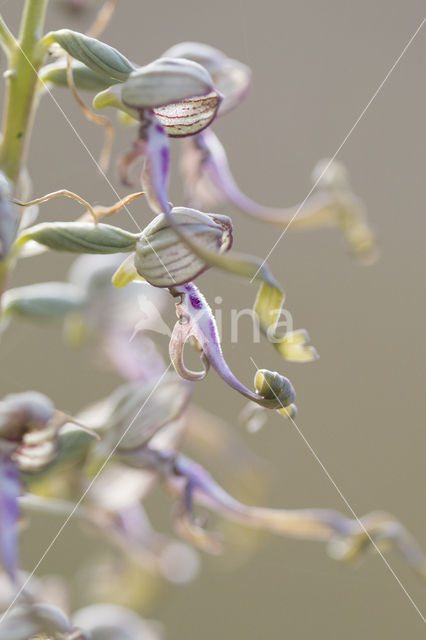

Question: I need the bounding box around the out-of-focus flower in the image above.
[0,392,74,475]
[67,253,168,382]
[184,404,273,567]
[0,392,97,583]
[2,282,85,322]
[85,373,192,450]
[73,603,163,640]
[0,602,76,640]
[118,444,426,575]
[0,598,161,640]
[67,253,168,351]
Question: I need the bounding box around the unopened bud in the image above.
[0,172,19,259]
[134,207,232,287]
[121,58,214,109]
[2,282,85,321]
[44,29,134,81]
[18,222,138,254]
[0,603,73,639]
[41,59,121,91]
[254,369,296,407]
[0,392,54,442]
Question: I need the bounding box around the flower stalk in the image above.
[0,0,49,184]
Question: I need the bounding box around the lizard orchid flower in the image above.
[181,130,377,263]
[133,208,233,288]
[169,282,297,413]
[163,41,251,116]
[93,57,222,212]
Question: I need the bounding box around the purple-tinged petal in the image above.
[0,456,20,583]
[141,117,171,214]
[118,443,426,574]
[182,130,332,223]
[169,453,426,573]
[181,131,377,262]
[169,283,295,410]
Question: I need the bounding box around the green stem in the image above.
[0,0,49,184]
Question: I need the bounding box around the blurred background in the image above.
[0,0,425,638]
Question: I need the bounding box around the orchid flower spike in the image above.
[169,282,296,412]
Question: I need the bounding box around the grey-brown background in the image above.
[1,1,425,638]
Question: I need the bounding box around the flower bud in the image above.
[0,392,54,442]
[44,29,134,80]
[254,369,296,407]
[18,222,138,254]
[134,207,233,287]
[2,282,85,321]
[0,172,19,260]
[0,392,97,473]
[163,42,251,116]
[41,59,121,91]
[100,374,191,450]
[121,58,214,109]
[0,603,73,640]
[73,604,161,640]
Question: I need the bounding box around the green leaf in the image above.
[44,29,134,81]
[40,59,121,91]
[17,222,139,254]
[2,282,85,320]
